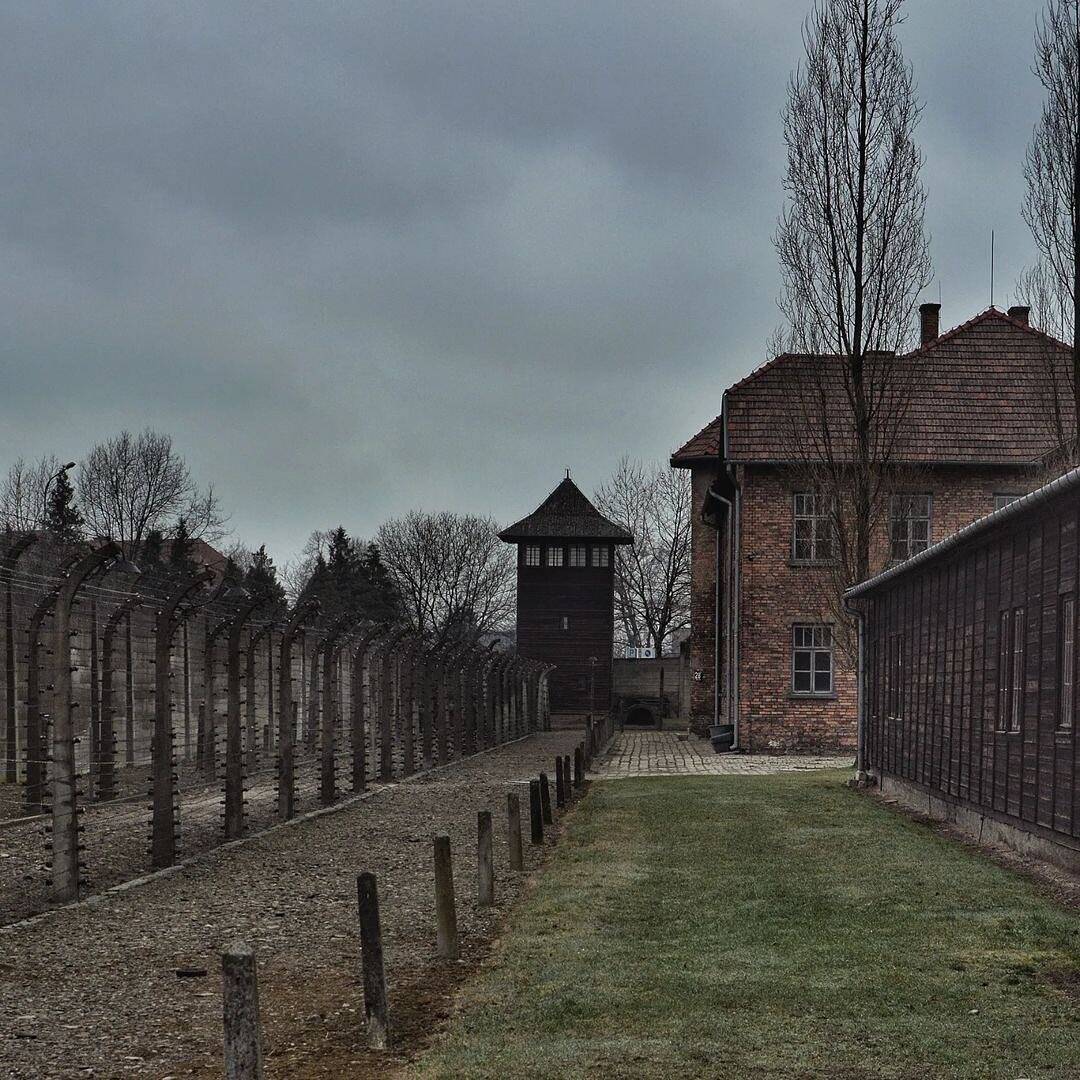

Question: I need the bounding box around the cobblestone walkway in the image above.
[592,730,852,778]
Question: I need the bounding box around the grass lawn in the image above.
[412,771,1079,1079]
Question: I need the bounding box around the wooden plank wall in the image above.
[862,494,1080,843]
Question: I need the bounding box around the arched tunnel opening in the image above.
[625,704,657,727]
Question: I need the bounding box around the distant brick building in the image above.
[672,306,1071,752]
[500,476,632,724]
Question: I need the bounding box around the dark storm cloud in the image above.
[0,1,1048,563]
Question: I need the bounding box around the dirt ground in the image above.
[0,731,581,1079]
[0,751,371,926]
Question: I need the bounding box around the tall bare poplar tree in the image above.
[594,458,691,656]
[1016,0,1080,451]
[775,0,931,590]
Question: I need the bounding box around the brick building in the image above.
[499,476,633,724]
[672,305,1071,752]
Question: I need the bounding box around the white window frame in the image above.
[591,546,610,567]
[792,624,833,696]
[524,544,541,567]
[994,493,1022,512]
[568,545,587,567]
[546,546,564,567]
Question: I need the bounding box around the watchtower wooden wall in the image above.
[514,541,615,716]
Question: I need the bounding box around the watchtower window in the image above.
[524,545,541,567]
[546,546,564,567]
[569,545,587,567]
[561,616,570,631]
[591,546,610,567]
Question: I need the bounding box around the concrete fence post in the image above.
[222,942,264,1079]
[555,757,566,809]
[277,600,318,820]
[52,545,122,902]
[507,792,523,871]
[477,810,494,907]
[574,745,584,790]
[433,834,458,959]
[2,533,36,784]
[356,872,390,1050]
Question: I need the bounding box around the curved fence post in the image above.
[52,543,124,902]
[98,595,141,803]
[277,599,318,820]
[23,585,59,816]
[319,616,354,806]
[152,571,212,867]
[3,532,36,783]
[225,594,269,840]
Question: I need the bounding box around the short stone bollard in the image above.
[555,757,566,809]
[507,792,524,870]
[433,834,459,959]
[222,942,264,1080]
[529,778,544,845]
[478,810,494,907]
[539,772,553,825]
[356,872,390,1050]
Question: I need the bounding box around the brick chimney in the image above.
[919,302,941,345]
[1007,305,1030,326]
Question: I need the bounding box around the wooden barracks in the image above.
[500,476,632,723]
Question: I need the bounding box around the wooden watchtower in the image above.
[499,476,632,723]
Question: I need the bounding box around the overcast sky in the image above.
[0,1,1048,566]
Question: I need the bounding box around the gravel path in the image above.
[0,752,381,926]
[0,731,580,1079]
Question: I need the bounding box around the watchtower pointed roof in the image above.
[498,477,633,544]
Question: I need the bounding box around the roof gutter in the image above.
[845,460,1080,600]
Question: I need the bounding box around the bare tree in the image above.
[0,455,61,533]
[594,457,691,655]
[774,0,931,592]
[77,429,227,558]
[1015,0,1080,451]
[376,511,514,641]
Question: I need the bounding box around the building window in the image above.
[1011,607,1025,732]
[568,545,587,567]
[792,492,834,563]
[994,494,1022,512]
[524,545,541,567]
[1060,595,1075,730]
[792,624,833,695]
[561,615,569,631]
[997,610,1011,730]
[889,493,932,562]
[546,546,564,567]
[887,633,905,717]
[591,546,610,567]
[998,607,1025,732]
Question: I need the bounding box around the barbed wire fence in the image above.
[0,532,552,922]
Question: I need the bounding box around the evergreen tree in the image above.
[169,517,197,575]
[43,470,83,544]
[142,528,165,566]
[361,542,401,624]
[244,544,287,612]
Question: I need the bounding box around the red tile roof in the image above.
[671,309,1072,467]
